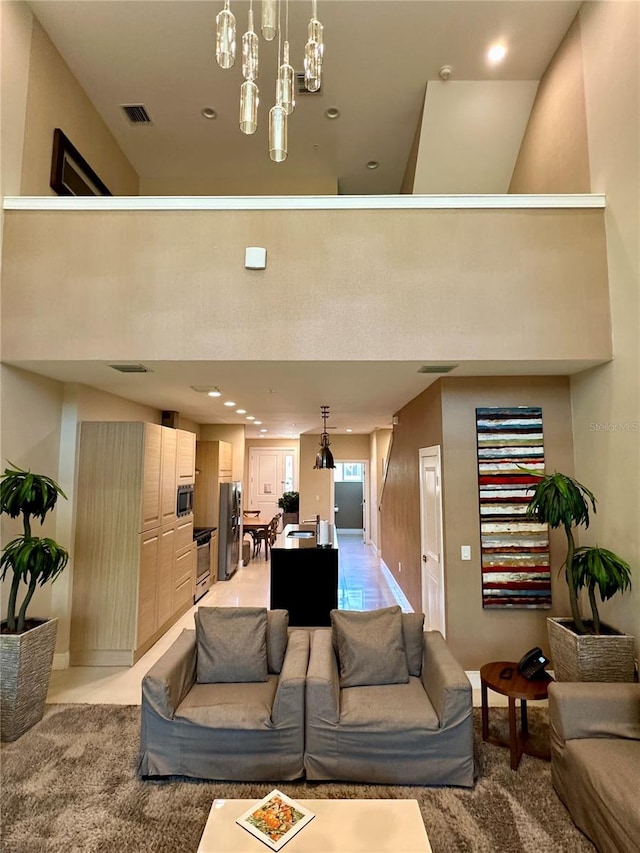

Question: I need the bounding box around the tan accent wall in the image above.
[1,1,33,197]
[380,382,443,611]
[1,207,611,366]
[400,88,426,194]
[369,429,392,551]
[509,13,590,194]
[380,376,575,670]
[20,17,138,196]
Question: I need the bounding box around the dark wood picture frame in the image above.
[50,128,112,197]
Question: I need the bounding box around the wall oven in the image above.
[177,483,194,517]
[193,526,214,603]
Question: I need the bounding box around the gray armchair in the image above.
[138,607,309,781]
[549,681,640,853]
[304,607,475,787]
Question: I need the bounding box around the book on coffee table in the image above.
[235,789,315,850]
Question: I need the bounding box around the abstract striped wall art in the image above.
[476,407,551,609]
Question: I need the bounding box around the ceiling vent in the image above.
[121,104,153,124]
[417,364,459,374]
[109,363,152,373]
[296,73,322,95]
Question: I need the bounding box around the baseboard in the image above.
[53,651,70,670]
[379,560,414,612]
[466,670,480,690]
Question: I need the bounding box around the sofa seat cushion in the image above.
[175,676,278,729]
[339,676,439,732]
[563,738,640,850]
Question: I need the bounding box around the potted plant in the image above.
[525,470,634,682]
[277,491,300,528]
[0,463,69,741]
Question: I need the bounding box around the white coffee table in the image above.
[197,798,432,852]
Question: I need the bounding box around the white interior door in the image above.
[419,446,446,636]
[248,448,297,519]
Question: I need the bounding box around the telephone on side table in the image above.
[517,647,549,680]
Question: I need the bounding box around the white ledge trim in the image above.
[3,194,606,211]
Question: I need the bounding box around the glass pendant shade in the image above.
[261,0,277,40]
[239,81,259,134]
[278,42,295,115]
[216,1,236,69]
[242,9,259,80]
[269,103,287,162]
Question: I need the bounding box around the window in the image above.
[334,462,364,482]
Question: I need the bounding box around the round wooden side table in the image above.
[480,660,553,770]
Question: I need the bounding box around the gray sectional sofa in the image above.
[138,605,475,787]
[548,681,640,853]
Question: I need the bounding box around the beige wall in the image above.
[440,377,574,670]
[299,433,371,526]
[369,429,392,551]
[510,1,640,658]
[1,1,33,197]
[0,365,65,624]
[19,15,138,196]
[509,13,590,194]
[1,207,612,368]
[381,376,575,671]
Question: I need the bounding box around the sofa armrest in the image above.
[421,631,472,727]
[305,628,340,725]
[271,629,310,725]
[549,682,640,742]
[141,628,196,719]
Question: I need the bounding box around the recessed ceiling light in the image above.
[254,421,262,425]
[207,389,222,397]
[366,160,379,170]
[236,408,247,414]
[246,415,255,421]
[224,401,236,407]
[201,107,217,119]
[487,43,507,64]
[325,106,340,119]
[346,428,353,433]
[260,428,268,433]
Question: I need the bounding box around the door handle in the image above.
[422,555,427,562]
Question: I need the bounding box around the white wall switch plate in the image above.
[245,247,267,269]
[461,545,471,561]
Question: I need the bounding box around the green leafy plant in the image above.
[277,491,299,513]
[0,463,69,633]
[524,470,632,634]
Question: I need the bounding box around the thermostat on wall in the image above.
[245,247,267,269]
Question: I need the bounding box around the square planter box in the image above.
[547,616,636,682]
[1,617,58,742]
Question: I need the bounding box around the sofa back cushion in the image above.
[195,606,268,683]
[331,605,409,688]
[402,612,425,676]
[267,609,289,674]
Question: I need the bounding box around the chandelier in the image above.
[314,405,335,469]
[215,0,325,162]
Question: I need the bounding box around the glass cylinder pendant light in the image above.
[277,41,295,116]
[216,0,236,69]
[261,0,277,41]
[304,0,323,92]
[269,101,287,162]
[242,6,259,82]
[240,80,259,134]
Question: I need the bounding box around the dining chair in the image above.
[243,510,260,517]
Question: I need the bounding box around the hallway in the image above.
[47,533,409,705]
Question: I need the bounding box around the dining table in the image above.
[241,516,273,560]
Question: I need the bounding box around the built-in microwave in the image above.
[176,484,194,517]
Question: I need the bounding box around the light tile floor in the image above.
[47,532,504,706]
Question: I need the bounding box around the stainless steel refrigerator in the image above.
[218,481,242,580]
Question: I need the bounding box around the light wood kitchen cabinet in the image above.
[176,429,196,483]
[71,420,196,666]
[174,542,196,613]
[194,440,232,529]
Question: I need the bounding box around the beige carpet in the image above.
[1,705,595,852]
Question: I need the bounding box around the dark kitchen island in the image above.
[270,523,339,626]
